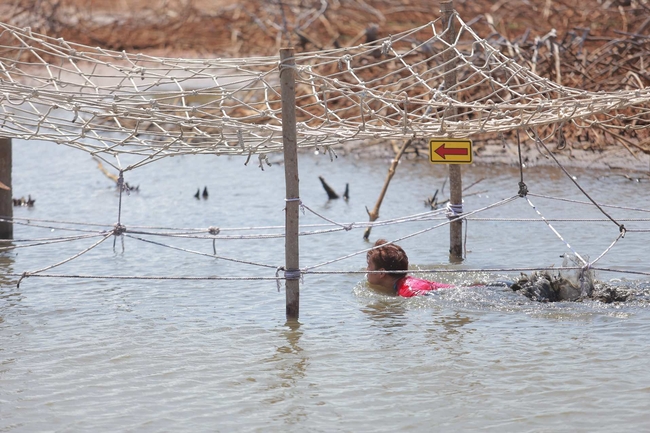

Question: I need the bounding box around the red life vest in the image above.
[395,276,453,297]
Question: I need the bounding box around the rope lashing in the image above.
[516,130,528,197]
[446,202,463,219]
[284,197,305,215]
[114,170,126,252]
[284,269,301,280]
[275,266,302,291]
[208,226,220,255]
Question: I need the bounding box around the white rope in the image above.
[445,202,463,219]
[0,17,646,170]
[125,234,279,269]
[0,233,104,250]
[525,196,588,266]
[17,232,114,286]
[9,264,650,285]
[0,10,648,284]
[303,195,519,271]
[586,231,626,268]
[528,193,650,214]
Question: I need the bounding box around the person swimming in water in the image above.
[366,239,453,297]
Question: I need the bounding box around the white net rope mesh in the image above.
[2,10,650,286]
[0,13,649,172]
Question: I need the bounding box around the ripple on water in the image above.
[3,146,650,431]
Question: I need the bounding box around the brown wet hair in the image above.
[367,239,408,279]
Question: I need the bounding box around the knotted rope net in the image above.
[0,12,648,172]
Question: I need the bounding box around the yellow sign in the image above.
[429,139,473,164]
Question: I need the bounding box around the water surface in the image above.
[1,140,650,432]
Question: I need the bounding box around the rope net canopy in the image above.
[0,13,648,171]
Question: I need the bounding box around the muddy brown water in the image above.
[1,139,649,431]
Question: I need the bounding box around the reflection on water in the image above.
[434,312,473,341]
[263,321,308,426]
[360,299,407,332]
[0,252,15,286]
[0,253,20,322]
[427,311,474,360]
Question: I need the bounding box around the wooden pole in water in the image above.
[441,0,463,262]
[0,138,12,240]
[280,48,300,321]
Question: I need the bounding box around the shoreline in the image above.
[332,140,650,175]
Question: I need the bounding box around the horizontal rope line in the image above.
[0,208,448,234]
[303,266,584,275]
[528,193,650,214]
[5,273,282,281]
[464,218,650,222]
[5,265,649,283]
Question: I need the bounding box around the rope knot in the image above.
[208,226,220,235]
[113,223,126,236]
[518,181,528,197]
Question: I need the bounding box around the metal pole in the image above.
[280,48,300,321]
[0,138,12,239]
[441,0,463,262]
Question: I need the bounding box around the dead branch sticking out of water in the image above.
[363,138,411,240]
[318,176,340,200]
[94,158,139,192]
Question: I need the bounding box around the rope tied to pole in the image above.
[516,130,528,197]
[275,266,302,292]
[445,202,463,219]
[114,171,127,252]
[284,197,304,215]
[284,269,301,280]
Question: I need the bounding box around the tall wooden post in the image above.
[0,138,12,239]
[441,1,463,262]
[280,48,300,321]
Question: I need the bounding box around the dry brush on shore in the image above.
[3,0,650,161]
